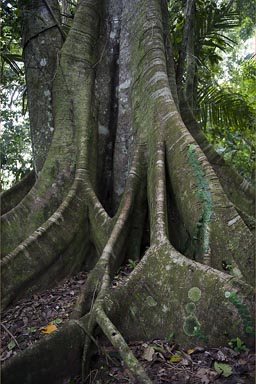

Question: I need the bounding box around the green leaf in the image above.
[52,318,63,324]
[214,362,232,377]
[170,353,183,363]
[7,340,16,350]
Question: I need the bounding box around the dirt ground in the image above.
[1,270,255,384]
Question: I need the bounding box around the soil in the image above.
[1,269,255,384]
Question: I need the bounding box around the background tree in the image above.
[1,1,33,189]
[1,0,255,383]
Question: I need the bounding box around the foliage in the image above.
[213,361,232,377]
[0,77,32,191]
[0,104,33,190]
[168,0,256,182]
[1,1,23,85]
[193,325,209,344]
[127,259,139,270]
[169,0,240,66]
[228,337,249,353]
[201,59,256,181]
[1,1,33,190]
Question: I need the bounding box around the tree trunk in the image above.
[1,0,255,382]
[21,0,64,174]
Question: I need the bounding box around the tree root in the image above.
[105,241,255,348]
[95,306,153,384]
[1,170,36,215]
[71,143,146,318]
[0,171,89,310]
[2,239,254,384]
[1,320,85,384]
[179,96,255,217]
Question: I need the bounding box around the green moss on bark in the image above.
[187,144,214,257]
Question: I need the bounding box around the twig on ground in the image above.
[0,322,21,350]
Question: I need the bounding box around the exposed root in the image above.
[0,170,88,311]
[1,319,86,384]
[72,141,151,383]
[1,0,106,309]
[96,306,153,384]
[148,139,168,244]
[1,0,103,257]
[1,170,36,215]
[179,96,255,217]
[71,143,146,318]
[104,241,255,347]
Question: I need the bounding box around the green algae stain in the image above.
[183,316,200,336]
[225,291,254,335]
[185,302,196,314]
[188,287,202,302]
[146,296,157,307]
[187,144,214,255]
[183,287,208,342]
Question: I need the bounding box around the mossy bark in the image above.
[1,0,255,382]
[1,170,35,215]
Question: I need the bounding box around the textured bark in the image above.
[179,97,255,221]
[176,0,196,98]
[22,0,64,173]
[1,0,255,382]
[1,170,35,215]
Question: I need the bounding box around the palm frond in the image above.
[196,2,239,54]
[1,52,23,75]
[198,83,256,133]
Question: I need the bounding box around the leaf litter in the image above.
[0,271,87,362]
[79,341,255,384]
[0,270,255,383]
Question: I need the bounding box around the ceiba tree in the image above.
[1,0,255,383]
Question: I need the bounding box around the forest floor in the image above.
[1,269,255,384]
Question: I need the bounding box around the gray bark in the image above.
[22,0,64,173]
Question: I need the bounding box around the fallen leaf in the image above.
[142,346,155,361]
[196,368,211,384]
[182,351,193,362]
[187,348,196,355]
[214,361,232,377]
[7,340,16,351]
[153,345,166,353]
[196,368,209,377]
[40,324,57,334]
[170,354,183,363]
[216,350,227,361]
[0,351,13,361]
[180,358,190,366]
